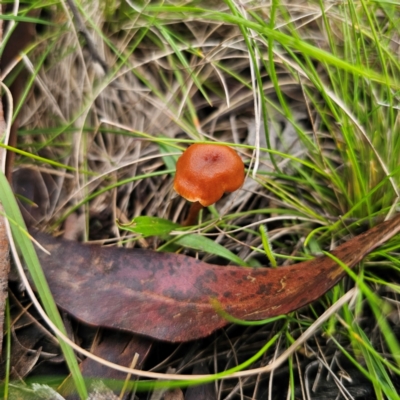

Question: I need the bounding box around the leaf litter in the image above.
[3,2,400,399]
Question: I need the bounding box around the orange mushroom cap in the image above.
[173,144,245,207]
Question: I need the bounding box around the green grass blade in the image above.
[0,171,88,399]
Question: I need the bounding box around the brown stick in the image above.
[0,4,11,356]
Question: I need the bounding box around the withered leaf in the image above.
[80,330,152,380]
[9,328,42,379]
[30,214,400,342]
[185,363,216,400]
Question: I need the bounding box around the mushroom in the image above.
[174,144,245,225]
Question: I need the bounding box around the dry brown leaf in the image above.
[29,212,400,342]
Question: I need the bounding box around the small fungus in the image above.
[174,144,245,225]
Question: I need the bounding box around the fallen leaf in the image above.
[185,363,216,400]
[80,330,152,380]
[8,291,61,359]
[163,388,184,400]
[60,330,152,399]
[28,213,400,342]
[150,367,180,400]
[8,328,42,379]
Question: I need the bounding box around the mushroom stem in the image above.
[183,201,204,226]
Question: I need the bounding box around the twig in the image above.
[0,5,11,356]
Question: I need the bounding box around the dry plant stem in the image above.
[0,131,9,356]
[0,9,11,355]
[183,201,204,226]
